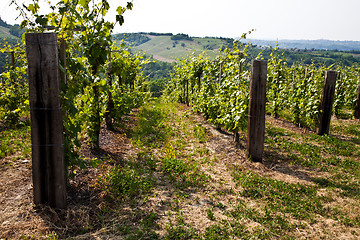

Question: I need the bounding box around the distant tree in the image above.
[171,34,193,41]
[9,25,25,38]
[0,17,10,28]
[113,33,150,46]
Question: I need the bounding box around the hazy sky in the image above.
[1,0,360,41]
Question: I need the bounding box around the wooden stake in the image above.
[219,62,223,87]
[355,76,360,119]
[186,79,189,106]
[105,58,114,130]
[247,60,267,162]
[318,70,337,135]
[25,32,66,209]
[10,51,15,70]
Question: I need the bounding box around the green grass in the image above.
[0,125,31,160]
[9,99,358,239]
[132,35,230,62]
[265,123,360,172]
[232,170,325,221]
[0,26,17,39]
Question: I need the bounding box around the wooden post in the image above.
[219,62,223,87]
[186,79,189,106]
[354,76,360,119]
[25,32,66,209]
[318,70,337,135]
[91,64,101,150]
[247,60,267,162]
[238,52,243,81]
[10,51,15,70]
[4,51,16,72]
[105,57,114,130]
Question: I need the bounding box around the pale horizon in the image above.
[1,0,360,41]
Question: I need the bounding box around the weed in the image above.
[100,166,153,200]
[193,124,207,143]
[203,223,231,239]
[196,147,210,157]
[232,171,324,221]
[164,212,200,240]
[137,150,157,171]
[207,207,215,220]
[162,157,187,176]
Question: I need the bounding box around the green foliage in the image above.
[100,165,153,200]
[0,126,31,160]
[132,102,169,147]
[166,42,359,135]
[0,43,28,127]
[164,212,200,240]
[113,33,151,46]
[266,47,330,129]
[233,171,324,220]
[9,25,25,38]
[171,33,193,41]
[165,43,250,134]
[5,0,150,167]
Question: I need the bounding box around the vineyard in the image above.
[166,43,360,135]
[1,0,360,239]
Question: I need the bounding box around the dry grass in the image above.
[1,102,360,239]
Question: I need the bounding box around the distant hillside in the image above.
[0,17,23,39]
[113,33,360,67]
[113,32,233,62]
[240,39,360,51]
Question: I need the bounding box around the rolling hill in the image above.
[113,33,360,67]
[114,33,233,62]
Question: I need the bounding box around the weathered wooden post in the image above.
[186,79,189,106]
[219,62,223,87]
[10,51,15,70]
[355,76,360,119]
[318,70,337,135]
[25,32,66,209]
[234,54,244,144]
[247,60,267,162]
[105,56,114,130]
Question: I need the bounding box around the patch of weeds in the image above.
[164,212,200,240]
[193,124,207,143]
[161,144,209,189]
[313,175,360,199]
[230,200,297,238]
[0,125,31,159]
[232,170,324,221]
[99,166,153,201]
[117,225,132,235]
[203,223,231,239]
[125,211,160,240]
[214,201,227,210]
[266,126,292,138]
[137,150,157,171]
[196,147,210,157]
[329,205,360,227]
[162,157,187,176]
[282,139,323,168]
[207,207,215,220]
[132,102,172,147]
[161,155,210,189]
[311,134,358,157]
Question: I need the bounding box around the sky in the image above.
[1,0,360,41]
